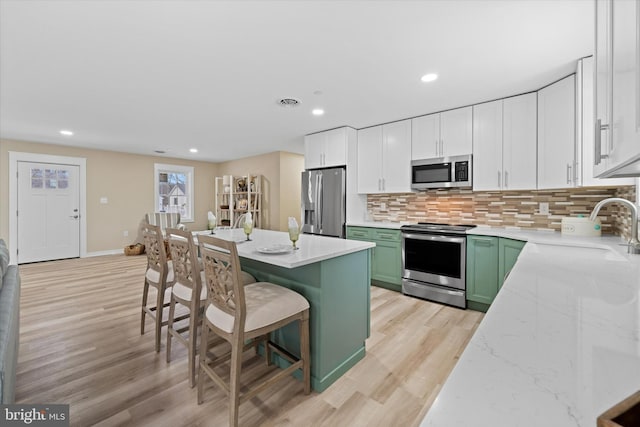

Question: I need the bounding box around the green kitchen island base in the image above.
[240,248,371,392]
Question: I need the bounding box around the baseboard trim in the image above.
[84,249,123,258]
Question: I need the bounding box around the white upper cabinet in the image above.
[440,107,473,157]
[411,106,472,160]
[537,75,576,189]
[473,94,536,191]
[502,93,537,190]
[304,127,347,169]
[304,132,325,169]
[382,120,412,193]
[357,126,383,193]
[593,0,613,178]
[578,56,634,186]
[473,100,503,191]
[411,113,439,159]
[357,120,411,194]
[594,0,640,178]
[324,128,348,167]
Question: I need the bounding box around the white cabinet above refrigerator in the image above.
[304,127,349,170]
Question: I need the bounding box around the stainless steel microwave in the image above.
[411,154,472,190]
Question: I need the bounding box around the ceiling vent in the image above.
[278,97,301,108]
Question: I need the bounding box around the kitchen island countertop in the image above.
[194,228,374,269]
[422,227,640,426]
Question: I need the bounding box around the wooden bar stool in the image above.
[141,223,174,352]
[197,235,310,427]
[165,229,257,388]
[165,227,205,387]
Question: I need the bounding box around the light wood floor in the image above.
[16,254,483,427]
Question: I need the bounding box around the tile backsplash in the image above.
[367,185,637,238]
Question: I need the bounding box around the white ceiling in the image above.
[0,0,593,162]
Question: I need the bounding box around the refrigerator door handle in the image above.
[314,173,321,230]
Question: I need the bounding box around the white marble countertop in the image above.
[193,228,374,269]
[422,227,640,427]
[468,224,633,248]
[346,221,407,229]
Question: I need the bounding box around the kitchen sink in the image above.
[526,242,627,262]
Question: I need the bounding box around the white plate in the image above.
[256,244,293,254]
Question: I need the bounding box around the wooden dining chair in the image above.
[144,212,184,234]
[197,235,310,427]
[141,223,174,352]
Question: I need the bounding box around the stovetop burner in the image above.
[400,222,476,234]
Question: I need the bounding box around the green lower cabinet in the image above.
[347,226,402,291]
[466,236,525,312]
[498,238,527,290]
[466,236,499,311]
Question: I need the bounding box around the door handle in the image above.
[497,170,501,187]
[594,119,610,165]
[70,215,79,219]
[435,140,438,156]
[504,170,508,188]
[474,238,494,246]
[566,164,572,184]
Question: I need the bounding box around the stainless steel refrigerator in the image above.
[301,167,346,238]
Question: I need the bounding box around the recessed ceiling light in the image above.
[189,148,198,153]
[312,109,324,116]
[421,73,438,83]
[59,130,74,136]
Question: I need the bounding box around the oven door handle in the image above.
[402,232,466,244]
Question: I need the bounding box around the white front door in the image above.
[17,161,80,263]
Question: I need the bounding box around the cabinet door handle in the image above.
[382,178,385,191]
[566,164,572,184]
[474,237,494,246]
[504,170,508,188]
[378,178,381,191]
[435,139,439,156]
[497,170,501,187]
[594,119,601,165]
[594,119,611,164]
[440,140,444,156]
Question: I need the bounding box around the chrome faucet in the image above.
[589,197,640,254]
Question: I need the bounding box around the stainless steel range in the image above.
[400,222,476,308]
